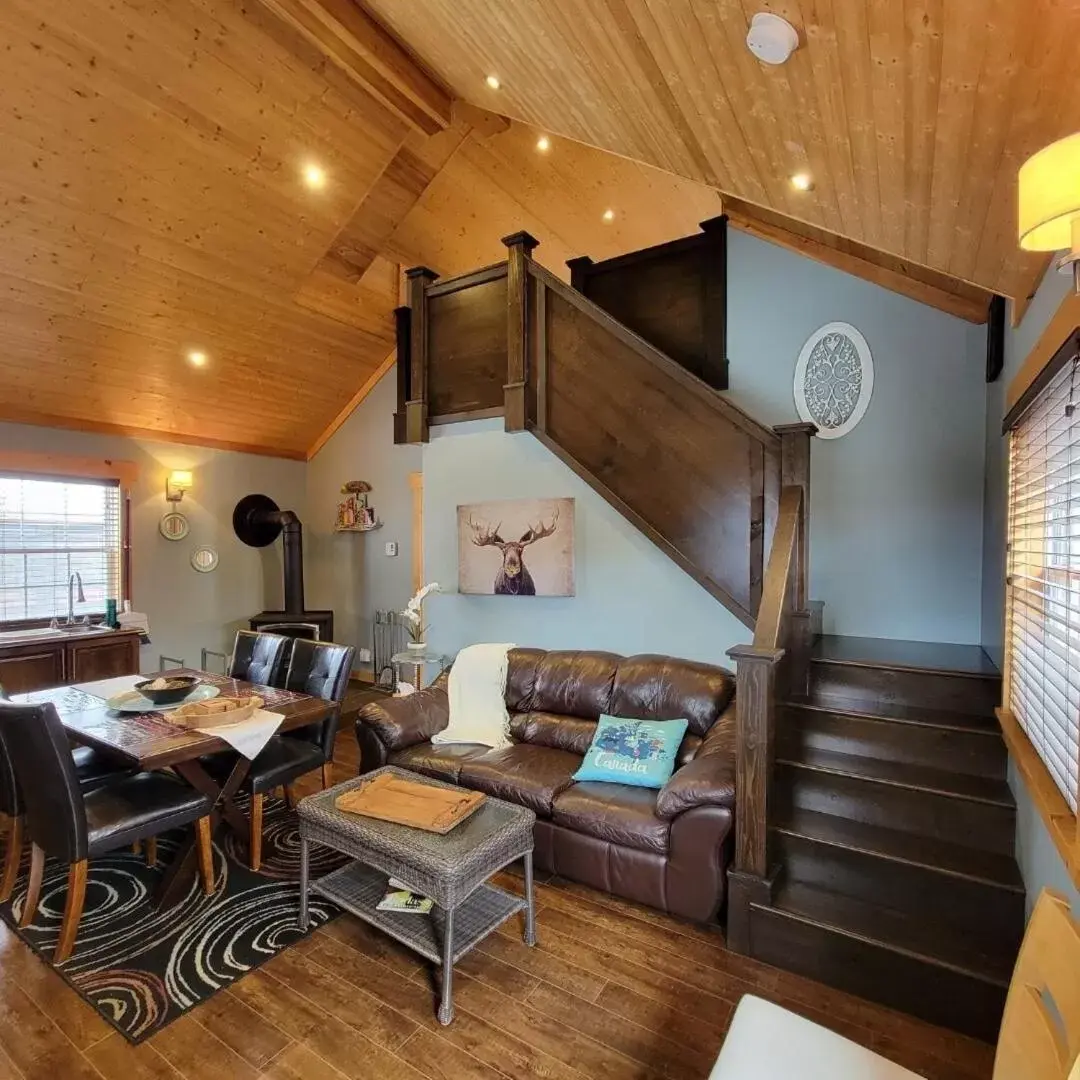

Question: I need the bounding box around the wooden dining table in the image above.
[16,667,336,906]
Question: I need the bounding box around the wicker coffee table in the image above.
[297,766,537,1024]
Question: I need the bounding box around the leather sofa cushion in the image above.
[677,734,701,767]
[507,649,620,719]
[552,782,670,854]
[609,654,735,737]
[510,711,598,755]
[388,743,490,783]
[459,745,581,817]
[359,686,450,751]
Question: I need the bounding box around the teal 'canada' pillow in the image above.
[572,714,689,789]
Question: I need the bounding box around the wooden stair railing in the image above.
[396,231,814,631]
[724,483,812,951]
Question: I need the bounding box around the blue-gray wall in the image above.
[420,228,989,662]
[979,264,1079,913]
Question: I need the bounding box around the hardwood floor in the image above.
[0,724,997,1080]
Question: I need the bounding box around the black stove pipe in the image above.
[279,512,305,614]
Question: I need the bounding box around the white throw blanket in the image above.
[433,643,515,749]
[195,709,284,760]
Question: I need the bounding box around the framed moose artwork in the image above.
[457,497,575,596]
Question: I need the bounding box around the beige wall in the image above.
[0,421,306,672]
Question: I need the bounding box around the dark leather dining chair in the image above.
[0,701,216,963]
[228,630,293,687]
[0,688,138,900]
[217,639,353,870]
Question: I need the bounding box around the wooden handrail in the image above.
[753,486,802,649]
[727,484,806,881]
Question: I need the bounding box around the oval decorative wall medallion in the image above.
[794,322,874,439]
[190,546,219,573]
[159,512,189,541]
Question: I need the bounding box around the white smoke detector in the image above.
[746,13,799,65]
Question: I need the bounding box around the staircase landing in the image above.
[813,634,1000,676]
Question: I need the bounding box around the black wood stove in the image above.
[233,494,334,642]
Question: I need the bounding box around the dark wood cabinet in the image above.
[0,643,67,695]
[0,630,141,694]
[67,634,141,684]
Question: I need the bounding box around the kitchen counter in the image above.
[0,627,142,695]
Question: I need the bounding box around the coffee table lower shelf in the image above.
[312,860,526,966]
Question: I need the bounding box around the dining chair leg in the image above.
[131,840,142,855]
[19,843,46,928]
[249,794,264,872]
[54,860,87,964]
[284,784,298,811]
[145,837,157,867]
[321,762,333,790]
[0,814,23,903]
[195,818,213,896]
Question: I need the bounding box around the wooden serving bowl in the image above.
[170,694,264,728]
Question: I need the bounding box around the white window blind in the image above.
[1008,357,1080,813]
[0,475,122,623]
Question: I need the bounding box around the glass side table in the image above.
[391,647,451,690]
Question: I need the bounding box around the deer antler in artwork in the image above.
[519,507,559,547]
[468,514,506,549]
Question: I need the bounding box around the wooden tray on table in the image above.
[335,772,487,833]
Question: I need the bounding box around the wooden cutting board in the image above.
[335,773,486,833]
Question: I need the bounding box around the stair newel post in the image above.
[566,255,594,293]
[502,231,540,433]
[725,643,784,953]
[775,422,816,695]
[404,266,438,444]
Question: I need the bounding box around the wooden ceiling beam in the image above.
[722,196,993,325]
[256,0,452,135]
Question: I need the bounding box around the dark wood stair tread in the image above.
[812,635,1000,678]
[786,694,1001,734]
[773,807,1024,891]
[778,747,1015,806]
[764,880,1015,985]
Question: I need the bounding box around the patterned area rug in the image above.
[0,797,344,1043]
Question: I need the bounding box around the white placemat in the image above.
[195,709,284,760]
[72,674,145,701]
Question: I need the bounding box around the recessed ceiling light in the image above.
[187,350,207,368]
[302,162,327,189]
[790,172,813,191]
[485,74,501,90]
[536,134,551,153]
[602,208,615,223]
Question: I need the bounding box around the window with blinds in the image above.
[0,474,123,623]
[1007,355,1080,813]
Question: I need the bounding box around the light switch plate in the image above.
[384,541,398,557]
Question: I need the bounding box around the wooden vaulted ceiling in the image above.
[1,0,1071,458]
[364,0,1078,310]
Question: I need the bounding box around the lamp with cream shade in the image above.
[1019,132,1080,293]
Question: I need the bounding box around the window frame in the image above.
[1000,326,1080,890]
[0,453,137,631]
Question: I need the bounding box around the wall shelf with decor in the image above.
[334,521,381,533]
[335,479,379,532]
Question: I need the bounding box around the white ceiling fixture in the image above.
[746,13,799,65]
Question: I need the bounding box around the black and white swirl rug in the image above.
[0,797,344,1043]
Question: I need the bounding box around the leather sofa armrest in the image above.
[655,750,736,819]
[356,683,450,753]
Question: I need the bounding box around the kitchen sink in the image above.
[0,625,110,643]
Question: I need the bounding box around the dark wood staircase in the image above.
[745,635,1022,1042]
[394,224,1024,1043]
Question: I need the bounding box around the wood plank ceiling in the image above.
[360,0,1080,309]
[0,0,736,457]
[2,0,1069,457]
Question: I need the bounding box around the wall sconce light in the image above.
[166,470,193,503]
[1019,132,1080,294]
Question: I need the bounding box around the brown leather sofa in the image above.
[355,648,736,923]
